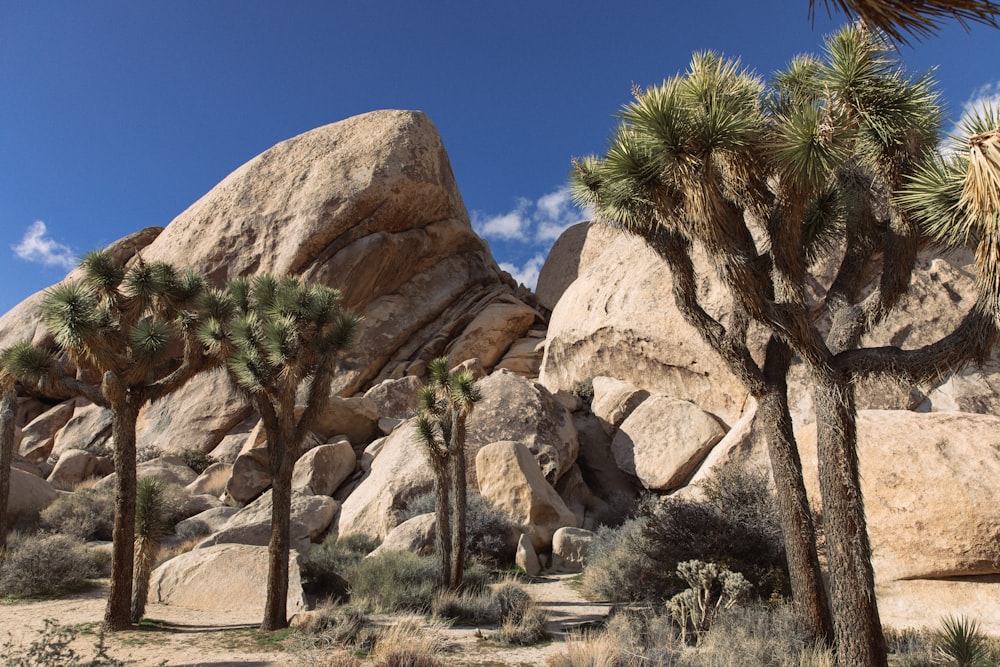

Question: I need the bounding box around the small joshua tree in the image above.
[3,251,212,630]
[0,348,18,552]
[198,274,360,631]
[415,357,481,590]
[131,476,167,623]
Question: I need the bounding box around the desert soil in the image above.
[0,574,610,666]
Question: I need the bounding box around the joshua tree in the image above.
[0,348,17,552]
[131,476,167,623]
[415,358,482,590]
[2,251,212,630]
[573,25,999,667]
[198,274,360,631]
[810,0,999,43]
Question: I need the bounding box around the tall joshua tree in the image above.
[2,251,212,630]
[573,25,999,667]
[415,358,482,591]
[0,348,19,552]
[198,274,360,631]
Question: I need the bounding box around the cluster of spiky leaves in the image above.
[131,476,167,623]
[197,274,360,398]
[810,0,1000,45]
[415,357,482,458]
[27,251,207,389]
[573,24,942,276]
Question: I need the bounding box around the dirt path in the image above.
[0,575,611,666]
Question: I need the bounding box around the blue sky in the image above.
[2,2,998,314]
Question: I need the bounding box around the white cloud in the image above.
[12,221,77,270]
[472,187,590,246]
[944,81,1000,152]
[500,253,546,290]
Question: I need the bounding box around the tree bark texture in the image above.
[104,397,141,631]
[261,428,295,632]
[0,391,16,551]
[450,414,467,591]
[433,464,452,591]
[759,339,834,643]
[814,374,887,667]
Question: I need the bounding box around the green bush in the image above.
[570,378,595,410]
[39,487,114,540]
[0,533,105,597]
[580,516,668,603]
[492,604,549,646]
[348,551,440,613]
[400,491,518,567]
[301,533,380,598]
[178,447,217,475]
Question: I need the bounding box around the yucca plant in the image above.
[810,0,1000,44]
[131,477,167,623]
[574,24,999,667]
[937,615,992,666]
[414,357,482,591]
[2,251,213,631]
[198,274,360,631]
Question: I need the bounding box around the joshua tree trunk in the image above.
[105,396,141,631]
[0,390,15,551]
[814,372,886,667]
[759,338,834,643]
[262,430,295,632]
[131,535,161,623]
[450,414,468,591]
[433,461,452,590]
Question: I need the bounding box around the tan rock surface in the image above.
[185,462,233,497]
[198,490,337,550]
[612,395,726,492]
[4,467,59,520]
[535,221,620,311]
[445,298,538,369]
[368,512,436,557]
[47,448,101,491]
[292,440,356,496]
[17,400,74,462]
[798,410,1000,582]
[466,370,578,483]
[475,441,577,552]
[149,543,306,614]
[590,376,650,437]
[539,231,751,426]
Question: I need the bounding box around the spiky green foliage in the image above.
[575,23,998,667]
[810,0,1000,45]
[131,477,167,623]
[414,357,482,592]
[202,273,359,631]
[3,249,213,632]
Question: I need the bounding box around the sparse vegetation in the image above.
[300,533,379,599]
[0,619,125,667]
[401,490,517,568]
[177,447,216,474]
[570,378,595,411]
[349,550,489,614]
[40,487,115,541]
[0,532,104,597]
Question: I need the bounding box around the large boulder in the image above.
[612,396,726,492]
[590,376,650,437]
[798,410,1000,583]
[292,440,356,496]
[466,371,578,483]
[367,513,436,558]
[185,462,234,497]
[334,420,434,539]
[539,229,752,426]
[149,543,306,614]
[95,455,198,491]
[198,491,338,551]
[363,376,422,420]
[550,527,595,573]
[50,400,112,459]
[18,400,74,462]
[225,448,273,505]
[445,297,538,370]
[475,441,577,552]
[135,369,251,455]
[4,468,59,520]
[572,412,641,512]
[47,448,101,491]
[304,396,379,447]
[535,222,621,312]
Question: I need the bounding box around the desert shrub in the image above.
[400,491,518,567]
[432,588,499,625]
[157,483,209,530]
[371,619,444,667]
[177,447,216,474]
[39,487,114,540]
[667,560,751,644]
[937,616,995,667]
[135,443,162,464]
[349,551,440,613]
[301,533,380,598]
[570,378,595,410]
[580,516,667,603]
[492,604,549,646]
[0,533,104,597]
[0,619,124,667]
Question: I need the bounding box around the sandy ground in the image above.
[0,574,611,666]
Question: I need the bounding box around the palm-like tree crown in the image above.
[810,0,1000,44]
